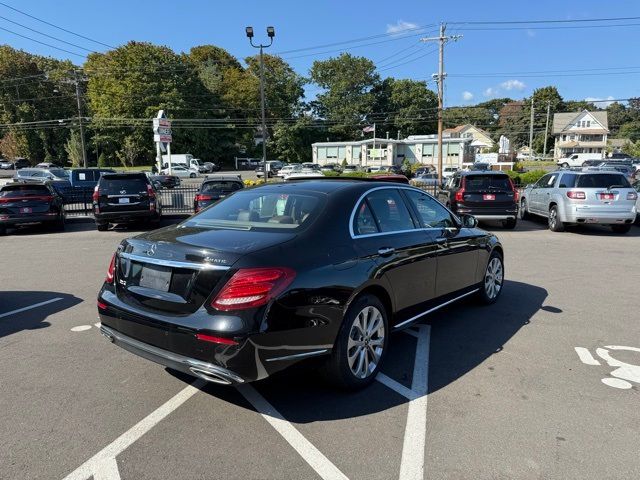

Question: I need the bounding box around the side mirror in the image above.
[459,214,478,228]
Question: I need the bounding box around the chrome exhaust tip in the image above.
[189,367,233,385]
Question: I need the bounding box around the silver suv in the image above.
[519,170,637,233]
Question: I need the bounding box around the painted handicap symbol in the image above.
[574,345,640,390]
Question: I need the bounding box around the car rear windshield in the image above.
[0,185,50,196]
[49,169,69,178]
[574,174,630,188]
[201,181,243,194]
[100,175,148,192]
[464,174,512,191]
[184,190,323,230]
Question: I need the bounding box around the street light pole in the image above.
[246,26,275,183]
[73,69,88,168]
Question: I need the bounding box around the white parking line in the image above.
[399,325,430,480]
[62,379,206,480]
[237,384,349,480]
[376,373,418,401]
[575,347,601,365]
[0,297,63,319]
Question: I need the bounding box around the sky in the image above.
[1,0,640,107]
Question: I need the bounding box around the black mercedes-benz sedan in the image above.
[97,180,504,389]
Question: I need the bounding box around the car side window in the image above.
[353,201,379,235]
[559,173,577,188]
[535,174,551,188]
[547,173,559,187]
[362,189,416,233]
[404,190,456,228]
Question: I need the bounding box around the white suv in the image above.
[519,170,637,233]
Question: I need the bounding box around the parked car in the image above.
[367,174,410,184]
[255,161,284,178]
[13,158,30,169]
[202,162,221,173]
[594,164,636,182]
[194,175,244,213]
[160,165,197,178]
[609,152,632,160]
[0,159,14,170]
[633,181,640,224]
[277,164,302,178]
[470,162,491,171]
[342,164,360,173]
[14,167,70,182]
[442,166,459,179]
[35,162,63,169]
[320,163,342,173]
[301,162,321,171]
[581,159,604,167]
[519,171,637,233]
[557,153,604,168]
[69,168,115,188]
[148,174,180,189]
[97,180,504,389]
[0,181,65,235]
[438,171,518,229]
[410,173,439,187]
[414,166,435,176]
[92,172,162,231]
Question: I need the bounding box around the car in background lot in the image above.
[14,167,70,182]
[69,168,115,188]
[593,164,636,182]
[256,161,284,178]
[633,181,640,223]
[277,164,302,178]
[92,172,162,231]
[148,174,180,189]
[442,166,459,179]
[410,173,439,187]
[342,164,360,173]
[194,175,244,213]
[97,180,503,389]
[0,181,65,235]
[581,159,604,167]
[609,152,632,160]
[35,162,63,169]
[201,162,221,173]
[320,163,342,173]
[519,171,637,233]
[160,165,197,178]
[438,171,518,229]
[12,158,30,169]
[0,159,14,170]
[558,153,604,168]
[367,174,409,184]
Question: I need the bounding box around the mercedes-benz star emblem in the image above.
[147,243,157,256]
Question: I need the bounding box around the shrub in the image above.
[97,152,108,167]
[519,170,547,186]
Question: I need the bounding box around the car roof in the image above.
[458,170,507,176]
[101,172,147,179]
[202,175,243,182]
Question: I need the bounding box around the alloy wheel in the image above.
[347,306,385,379]
[549,208,557,229]
[484,257,503,300]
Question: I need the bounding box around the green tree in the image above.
[374,78,437,136]
[64,130,84,167]
[310,53,379,139]
[116,135,142,167]
[271,116,325,163]
[618,121,640,142]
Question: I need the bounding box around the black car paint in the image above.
[98,181,501,383]
[0,182,65,230]
[93,173,162,226]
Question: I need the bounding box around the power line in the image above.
[455,22,640,31]
[447,16,640,25]
[0,14,97,52]
[0,25,85,57]
[378,46,439,72]
[0,1,114,49]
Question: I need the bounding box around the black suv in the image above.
[93,173,162,231]
[437,171,518,229]
[194,175,244,213]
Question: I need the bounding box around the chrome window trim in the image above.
[119,252,230,271]
[349,185,460,239]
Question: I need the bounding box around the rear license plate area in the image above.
[483,194,495,200]
[19,207,32,213]
[599,193,614,201]
[119,197,130,204]
[139,264,172,292]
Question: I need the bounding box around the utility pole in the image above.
[246,26,275,183]
[421,24,462,185]
[73,70,87,168]
[543,101,551,158]
[528,97,535,160]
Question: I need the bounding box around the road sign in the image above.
[153,110,172,144]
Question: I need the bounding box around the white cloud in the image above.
[462,91,474,101]
[585,96,615,107]
[386,20,419,34]
[500,79,526,91]
[483,87,498,97]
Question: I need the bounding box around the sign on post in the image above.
[154,111,172,173]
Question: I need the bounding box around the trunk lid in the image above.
[460,174,516,209]
[98,175,151,213]
[114,224,296,315]
[0,184,54,215]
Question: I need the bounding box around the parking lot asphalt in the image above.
[1,218,639,480]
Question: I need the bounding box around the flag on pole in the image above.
[362,125,375,133]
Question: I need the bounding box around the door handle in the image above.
[378,247,395,256]
[435,237,448,245]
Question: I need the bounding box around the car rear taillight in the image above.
[627,191,638,200]
[195,194,213,202]
[92,185,100,203]
[146,185,156,210]
[508,178,519,202]
[105,253,116,284]
[567,191,586,199]
[454,177,466,202]
[211,267,296,311]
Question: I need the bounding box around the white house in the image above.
[312,135,473,169]
[552,110,608,159]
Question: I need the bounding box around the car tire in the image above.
[96,223,108,232]
[561,162,569,168]
[502,218,517,229]
[477,250,504,305]
[55,213,65,231]
[611,224,632,234]
[0,226,6,236]
[189,173,196,178]
[519,198,530,220]
[548,205,564,232]
[322,294,389,390]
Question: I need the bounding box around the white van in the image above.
[557,153,603,168]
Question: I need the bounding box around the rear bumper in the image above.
[564,210,636,224]
[94,209,158,223]
[0,213,58,226]
[456,207,518,221]
[100,325,245,385]
[471,214,517,221]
